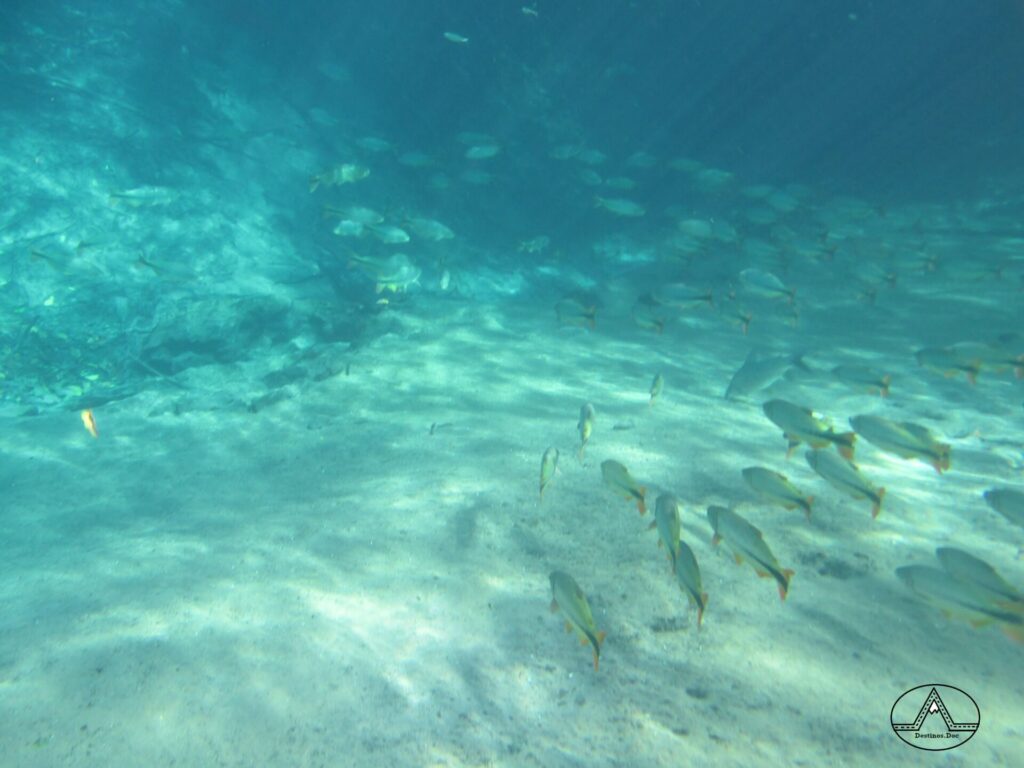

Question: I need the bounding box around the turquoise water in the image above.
[1,2,1022,766]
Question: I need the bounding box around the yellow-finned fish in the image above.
[549,571,606,670]
[539,447,559,501]
[650,493,681,571]
[741,466,813,520]
[849,415,951,474]
[762,399,856,460]
[555,298,596,330]
[577,403,595,459]
[896,565,1024,644]
[984,488,1024,531]
[80,409,99,438]
[804,450,885,518]
[935,548,1023,612]
[707,505,794,600]
[309,163,370,193]
[649,372,664,406]
[676,539,708,629]
[601,459,647,515]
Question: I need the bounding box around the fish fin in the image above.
[308,176,320,193]
[592,650,600,671]
[872,488,886,519]
[836,433,857,461]
[880,375,891,397]
[785,438,799,459]
[564,621,574,634]
[696,594,708,629]
[648,521,658,532]
[711,534,721,547]
[778,569,795,601]
[999,622,1024,644]
[550,599,559,613]
[579,635,590,646]
[734,553,747,565]
[804,496,814,520]
[637,490,647,516]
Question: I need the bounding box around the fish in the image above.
[577,403,595,459]
[549,571,606,670]
[518,236,550,254]
[80,409,99,438]
[762,399,857,459]
[323,205,384,225]
[741,466,814,519]
[650,282,714,311]
[915,346,982,384]
[522,5,539,17]
[577,148,607,165]
[555,298,596,330]
[849,415,951,473]
[707,505,794,600]
[676,540,708,628]
[309,163,370,192]
[983,488,1024,530]
[465,144,500,160]
[945,341,1024,379]
[804,450,885,518]
[650,494,681,571]
[831,365,891,397]
[601,460,647,515]
[594,196,645,217]
[935,548,1023,612]
[367,224,411,244]
[107,185,178,208]
[355,136,393,153]
[724,350,808,400]
[630,295,666,334]
[404,217,454,241]
[738,268,795,303]
[649,372,664,406]
[443,31,469,44]
[539,447,559,501]
[348,252,421,293]
[896,565,1024,643]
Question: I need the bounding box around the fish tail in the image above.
[836,432,857,460]
[309,175,321,193]
[880,375,891,397]
[932,444,952,474]
[591,631,606,670]
[740,313,751,335]
[637,490,647,516]
[778,569,795,601]
[1000,623,1024,645]
[872,488,886,519]
[803,496,814,520]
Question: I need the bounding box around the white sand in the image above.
[1,290,1020,767]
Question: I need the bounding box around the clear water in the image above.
[1,2,1022,766]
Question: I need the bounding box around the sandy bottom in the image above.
[1,293,1021,767]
